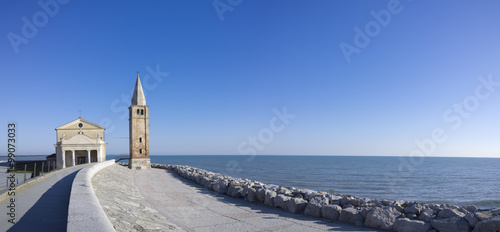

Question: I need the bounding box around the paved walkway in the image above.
[0,165,85,232]
[133,167,380,232]
[92,164,182,231]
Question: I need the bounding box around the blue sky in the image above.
[1,0,500,157]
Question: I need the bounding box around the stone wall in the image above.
[129,158,151,170]
[151,163,500,232]
[67,160,116,232]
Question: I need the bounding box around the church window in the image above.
[141,109,144,115]
[139,137,142,142]
[140,149,142,154]
[137,109,140,115]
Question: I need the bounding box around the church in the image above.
[54,74,150,170]
[54,116,107,169]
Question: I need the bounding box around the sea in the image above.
[104,155,500,209]
[3,155,497,209]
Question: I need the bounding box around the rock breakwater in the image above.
[151,163,500,232]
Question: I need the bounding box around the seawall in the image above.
[67,160,116,232]
[150,163,500,232]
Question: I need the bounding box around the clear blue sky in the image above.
[1,0,500,157]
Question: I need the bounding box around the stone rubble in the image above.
[151,163,500,232]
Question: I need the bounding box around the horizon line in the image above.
[2,154,499,159]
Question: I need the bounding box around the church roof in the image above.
[131,74,146,105]
[55,116,106,130]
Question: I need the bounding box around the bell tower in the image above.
[129,74,150,170]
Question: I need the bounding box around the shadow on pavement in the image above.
[8,170,79,232]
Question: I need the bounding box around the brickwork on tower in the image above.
[129,75,151,170]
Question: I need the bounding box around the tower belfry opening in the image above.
[128,74,151,170]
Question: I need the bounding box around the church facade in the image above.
[54,117,107,169]
[129,74,151,170]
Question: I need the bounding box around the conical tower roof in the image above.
[131,74,146,105]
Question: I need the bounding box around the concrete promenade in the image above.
[92,164,181,231]
[132,166,380,232]
[0,165,85,231]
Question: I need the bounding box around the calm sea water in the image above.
[109,155,500,209]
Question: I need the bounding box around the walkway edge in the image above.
[0,164,86,202]
[67,160,116,232]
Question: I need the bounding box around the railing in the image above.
[5,161,57,187]
[115,157,130,163]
